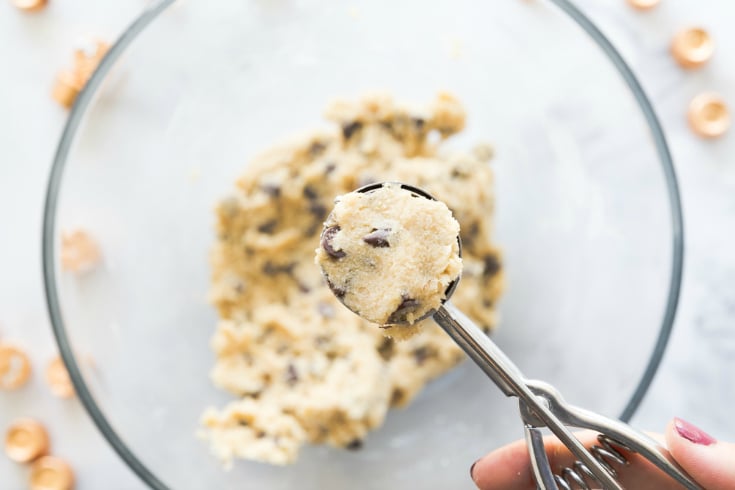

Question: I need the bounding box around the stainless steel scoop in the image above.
[321,182,702,490]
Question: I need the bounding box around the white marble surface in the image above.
[0,0,733,489]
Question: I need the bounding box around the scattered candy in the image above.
[625,0,660,11]
[688,93,730,139]
[52,38,109,109]
[72,39,109,86]
[671,27,714,69]
[51,70,82,110]
[11,0,47,12]
[4,419,49,463]
[29,456,75,490]
[60,230,101,273]
[0,343,32,390]
[45,357,74,398]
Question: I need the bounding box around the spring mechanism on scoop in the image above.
[553,435,631,490]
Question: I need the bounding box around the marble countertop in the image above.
[0,0,733,488]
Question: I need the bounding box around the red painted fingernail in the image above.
[674,417,716,446]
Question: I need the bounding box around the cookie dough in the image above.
[201,93,504,467]
[316,183,461,331]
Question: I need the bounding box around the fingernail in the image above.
[470,459,479,482]
[674,417,716,446]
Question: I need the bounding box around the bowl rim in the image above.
[41,1,684,488]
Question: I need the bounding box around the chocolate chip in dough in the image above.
[346,439,363,451]
[451,167,469,179]
[411,117,426,130]
[325,279,346,298]
[386,295,420,324]
[303,185,318,200]
[341,121,363,140]
[377,337,394,361]
[309,202,327,220]
[413,346,430,366]
[462,221,479,244]
[285,364,299,386]
[261,183,281,198]
[362,228,391,248]
[321,226,346,259]
[309,141,327,156]
[262,261,296,276]
[390,388,406,406]
[483,253,501,277]
[257,219,278,234]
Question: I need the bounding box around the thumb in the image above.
[665,417,735,490]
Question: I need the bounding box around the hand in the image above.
[470,418,735,490]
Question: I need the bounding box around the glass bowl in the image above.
[43,0,683,488]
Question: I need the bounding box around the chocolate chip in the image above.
[303,185,318,200]
[309,202,327,220]
[386,295,420,324]
[341,121,363,140]
[309,141,327,156]
[263,261,296,276]
[257,219,278,234]
[413,346,430,366]
[261,184,281,198]
[321,225,346,259]
[326,279,346,298]
[468,221,480,239]
[297,282,311,294]
[362,228,391,248]
[256,431,266,439]
[411,117,426,130]
[238,420,249,427]
[483,253,501,277]
[390,388,405,406]
[325,162,336,174]
[346,439,363,451]
[377,337,394,361]
[285,364,299,386]
[317,302,335,318]
[451,168,469,179]
[482,298,493,308]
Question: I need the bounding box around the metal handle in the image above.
[433,303,622,490]
[527,380,704,490]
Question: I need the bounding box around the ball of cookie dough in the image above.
[316,183,462,330]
